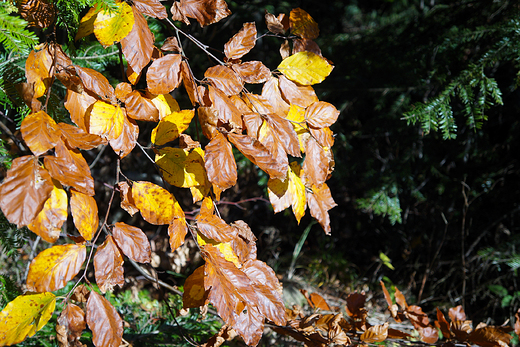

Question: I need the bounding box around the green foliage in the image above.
[0,213,27,258]
[0,2,38,54]
[0,54,27,111]
[0,274,20,310]
[356,184,402,225]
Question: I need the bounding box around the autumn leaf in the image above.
[278,75,318,108]
[0,155,53,228]
[131,181,184,225]
[232,61,270,84]
[124,90,159,121]
[26,244,86,292]
[183,265,209,308]
[70,189,99,241]
[147,53,182,94]
[303,137,329,187]
[151,109,195,145]
[360,322,389,343]
[57,303,86,346]
[64,90,98,131]
[205,65,244,96]
[132,0,168,19]
[224,22,257,60]
[305,101,340,129]
[196,197,237,243]
[112,222,151,263]
[75,66,116,103]
[168,217,189,252]
[117,181,139,216]
[268,161,306,223]
[21,110,60,156]
[208,86,242,129]
[109,113,139,158]
[0,292,56,346]
[155,147,207,188]
[121,5,154,77]
[262,76,290,118]
[94,235,125,293]
[86,291,123,347]
[306,182,337,235]
[278,51,333,85]
[88,100,125,141]
[146,91,181,119]
[177,0,231,27]
[27,183,67,243]
[204,132,237,191]
[289,8,319,40]
[59,122,106,150]
[25,46,53,99]
[44,140,95,196]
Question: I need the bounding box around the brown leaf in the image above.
[293,38,323,57]
[360,322,388,343]
[75,66,116,104]
[305,101,340,129]
[310,126,334,149]
[262,76,290,118]
[21,110,60,156]
[18,0,56,28]
[16,81,42,112]
[419,326,439,344]
[346,292,366,319]
[86,291,123,347]
[115,82,132,102]
[70,189,99,241]
[131,181,184,225]
[309,293,330,311]
[229,220,257,263]
[406,305,430,329]
[55,72,84,94]
[227,132,286,180]
[112,222,151,263]
[94,235,125,293]
[231,61,270,84]
[280,39,290,60]
[57,303,86,344]
[436,308,452,339]
[168,217,188,252]
[27,184,67,243]
[449,305,467,322]
[181,60,199,106]
[121,5,154,77]
[204,132,237,191]
[208,86,242,129]
[290,8,319,40]
[303,137,328,187]
[469,326,512,347]
[515,309,520,336]
[117,181,139,216]
[183,265,208,308]
[201,325,237,347]
[109,113,139,158]
[132,0,167,19]
[242,113,263,138]
[26,244,86,292]
[278,75,318,108]
[196,197,237,243]
[306,183,336,235]
[25,46,53,99]
[394,286,408,310]
[198,107,219,139]
[146,53,182,94]
[451,320,472,341]
[257,120,289,176]
[0,155,53,227]
[242,93,275,115]
[224,22,257,60]
[44,140,95,196]
[59,123,106,151]
[64,90,98,131]
[267,113,301,157]
[178,0,231,27]
[161,36,181,52]
[265,11,285,35]
[205,65,244,96]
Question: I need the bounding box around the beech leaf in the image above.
[289,8,319,40]
[121,5,154,76]
[183,265,209,308]
[306,183,337,235]
[360,323,389,343]
[305,101,340,129]
[93,1,135,48]
[26,244,86,292]
[204,132,237,191]
[268,161,306,223]
[196,197,237,243]
[179,0,231,27]
[94,235,125,293]
[151,109,195,145]
[109,113,139,158]
[75,66,116,103]
[27,184,68,243]
[146,54,182,95]
[278,51,333,85]
[112,222,151,263]
[88,100,125,141]
[57,303,86,344]
[70,189,99,241]
[21,110,60,156]
[224,22,257,60]
[0,155,53,228]
[155,147,207,188]
[132,0,168,19]
[131,181,184,225]
[0,292,56,346]
[86,291,123,347]
[205,65,244,96]
[25,47,52,99]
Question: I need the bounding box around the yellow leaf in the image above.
[70,189,99,241]
[277,51,333,85]
[196,233,240,267]
[155,147,207,188]
[88,100,124,141]
[131,181,184,225]
[0,292,56,346]
[145,91,181,120]
[285,104,308,153]
[151,109,195,146]
[26,244,87,292]
[28,183,68,243]
[75,5,101,41]
[93,2,134,48]
[268,161,306,223]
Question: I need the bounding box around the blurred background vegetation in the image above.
[2,0,520,345]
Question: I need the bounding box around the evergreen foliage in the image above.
[0,2,38,54]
